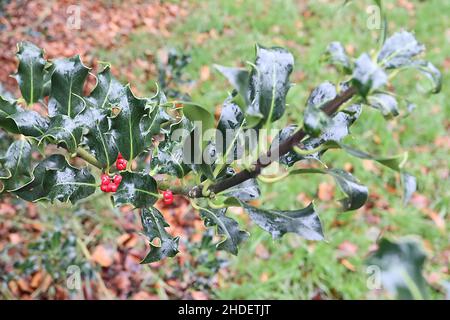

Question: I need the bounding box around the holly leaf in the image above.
[367,93,399,118]
[216,96,245,160]
[112,172,158,208]
[323,41,352,73]
[377,31,425,69]
[289,168,368,211]
[406,60,442,94]
[78,107,118,169]
[366,237,429,299]
[15,42,46,105]
[221,178,260,201]
[140,207,179,264]
[15,154,95,203]
[0,96,49,137]
[304,82,336,136]
[248,44,294,123]
[241,201,324,240]
[85,64,125,108]
[0,139,33,191]
[41,115,83,153]
[109,86,151,161]
[352,53,387,97]
[199,207,249,255]
[151,139,191,178]
[214,64,250,105]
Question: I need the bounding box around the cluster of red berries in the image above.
[162,190,173,205]
[100,173,122,193]
[116,152,127,171]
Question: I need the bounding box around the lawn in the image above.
[1,0,448,300]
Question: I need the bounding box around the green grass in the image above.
[94,0,449,299]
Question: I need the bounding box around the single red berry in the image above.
[116,158,127,171]
[109,183,118,193]
[100,184,108,192]
[163,190,173,205]
[113,174,122,185]
[100,174,110,185]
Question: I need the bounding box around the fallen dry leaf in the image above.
[91,245,115,267]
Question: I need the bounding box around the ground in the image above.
[0,0,448,299]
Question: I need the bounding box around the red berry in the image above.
[113,175,122,185]
[100,184,108,192]
[117,152,123,160]
[116,158,127,171]
[163,190,173,205]
[101,174,110,185]
[109,183,118,193]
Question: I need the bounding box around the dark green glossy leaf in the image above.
[304,82,336,136]
[48,56,89,118]
[86,64,125,108]
[289,168,368,211]
[151,139,191,178]
[0,139,33,191]
[248,44,294,123]
[367,93,399,118]
[112,172,158,208]
[109,86,151,161]
[216,96,245,160]
[214,64,250,105]
[15,42,46,104]
[401,173,416,205]
[221,178,260,201]
[199,207,249,255]
[140,207,179,264]
[15,154,95,203]
[41,115,83,153]
[0,96,49,137]
[352,53,387,97]
[241,201,324,240]
[78,108,118,169]
[378,31,424,69]
[323,42,352,73]
[366,237,428,299]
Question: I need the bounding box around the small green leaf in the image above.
[214,64,250,105]
[48,55,90,118]
[0,139,33,191]
[367,93,399,118]
[248,44,294,123]
[352,53,387,97]
[140,207,179,264]
[216,96,245,160]
[199,207,249,255]
[15,42,46,104]
[304,82,336,136]
[323,42,352,73]
[240,201,324,240]
[182,102,215,133]
[377,31,425,69]
[366,237,429,299]
[112,172,158,208]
